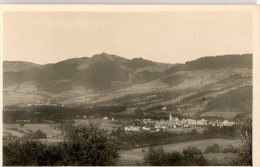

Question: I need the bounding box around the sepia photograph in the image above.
[1,5,259,166]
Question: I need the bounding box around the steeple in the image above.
[169,113,172,121]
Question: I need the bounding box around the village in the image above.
[18,98,64,108]
[123,113,236,133]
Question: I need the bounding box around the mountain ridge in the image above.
[3,53,252,106]
[3,61,42,73]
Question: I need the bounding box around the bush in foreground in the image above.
[142,146,208,166]
[3,123,119,166]
[204,143,221,153]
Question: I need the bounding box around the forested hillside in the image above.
[204,86,252,113]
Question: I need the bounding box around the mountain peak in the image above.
[91,52,128,63]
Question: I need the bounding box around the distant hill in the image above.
[3,61,41,72]
[166,54,252,74]
[3,53,172,92]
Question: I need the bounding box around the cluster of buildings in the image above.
[77,115,114,121]
[124,125,160,133]
[18,102,63,108]
[124,113,236,133]
[18,99,64,108]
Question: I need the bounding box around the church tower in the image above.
[169,113,172,121]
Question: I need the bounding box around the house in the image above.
[162,107,167,111]
[102,116,109,120]
[143,119,153,124]
[125,126,141,132]
[222,120,235,126]
[172,117,179,122]
[177,108,182,112]
[142,126,150,131]
[184,124,189,128]
[16,120,30,123]
[197,119,207,126]
[167,123,177,129]
[160,119,164,122]
[187,119,197,126]
[180,119,187,125]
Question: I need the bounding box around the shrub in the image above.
[3,140,61,166]
[143,146,208,166]
[222,144,238,153]
[23,129,47,139]
[204,144,221,153]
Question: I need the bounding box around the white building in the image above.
[142,126,151,131]
[125,126,141,132]
[102,116,109,120]
[162,107,167,111]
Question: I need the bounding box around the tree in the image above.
[135,108,144,117]
[60,122,119,165]
[182,146,202,158]
[143,147,165,165]
[3,140,62,166]
[182,146,208,166]
[23,129,47,139]
[143,146,208,166]
[4,123,119,166]
[32,129,47,139]
[190,129,198,136]
[58,120,74,135]
[204,144,221,153]
[19,121,25,128]
[233,117,252,166]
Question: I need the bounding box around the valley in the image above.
[3,53,253,166]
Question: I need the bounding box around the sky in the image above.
[3,11,252,64]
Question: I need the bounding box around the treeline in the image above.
[180,89,215,104]
[141,146,208,166]
[204,143,238,154]
[166,54,252,74]
[127,57,155,69]
[108,90,185,107]
[204,85,252,113]
[185,54,252,70]
[141,145,239,166]
[3,105,127,123]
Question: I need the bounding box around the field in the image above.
[164,126,205,134]
[3,119,122,142]
[117,139,237,166]
[3,123,62,146]
[73,119,123,132]
[3,123,62,138]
